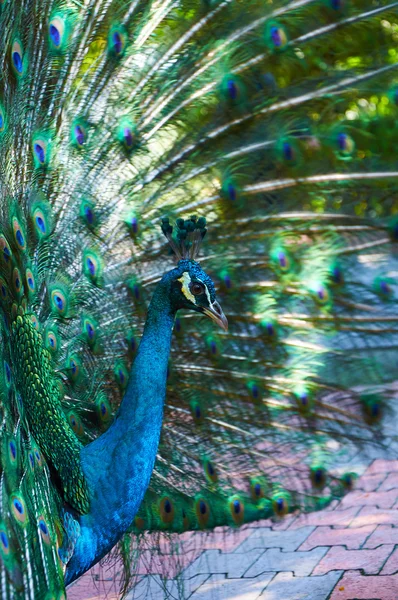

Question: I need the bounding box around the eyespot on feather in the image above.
[374,276,393,300]
[95,392,112,424]
[308,280,331,306]
[293,385,314,416]
[32,134,51,168]
[203,458,218,484]
[7,437,18,467]
[38,516,52,545]
[127,277,142,303]
[71,119,88,147]
[310,465,327,489]
[0,277,9,305]
[68,411,84,437]
[80,199,97,229]
[0,103,5,133]
[220,74,246,104]
[272,491,290,517]
[0,526,10,558]
[118,120,137,152]
[221,177,241,203]
[33,445,44,469]
[159,497,175,524]
[114,360,128,389]
[12,268,23,297]
[360,393,383,425]
[0,235,12,264]
[247,381,261,403]
[4,361,11,388]
[126,332,137,358]
[49,285,69,316]
[250,478,267,501]
[45,325,60,354]
[336,132,355,158]
[190,400,205,424]
[31,199,53,238]
[30,314,40,330]
[219,269,232,291]
[277,137,299,165]
[259,317,278,340]
[11,39,25,76]
[270,245,292,273]
[10,493,28,526]
[265,22,288,50]
[108,24,128,57]
[124,210,139,233]
[12,217,26,251]
[82,315,98,347]
[49,17,64,48]
[66,354,81,383]
[25,268,36,296]
[83,249,103,284]
[341,472,357,491]
[228,495,245,525]
[48,13,71,52]
[205,336,220,357]
[195,497,210,528]
[28,451,35,472]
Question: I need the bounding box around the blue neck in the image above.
[65,275,176,584]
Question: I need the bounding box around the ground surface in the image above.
[67,458,398,600]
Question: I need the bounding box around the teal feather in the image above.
[0,0,397,598]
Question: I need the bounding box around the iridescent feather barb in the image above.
[0,0,397,598]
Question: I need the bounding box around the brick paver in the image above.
[234,526,315,553]
[365,524,398,548]
[189,573,274,599]
[338,489,398,509]
[299,525,375,551]
[132,573,210,599]
[379,472,398,491]
[289,505,360,530]
[67,458,398,599]
[181,549,264,580]
[381,547,398,575]
[330,571,398,600]
[261,571,343,600]
[349,505,398,528]
[356,472,387,492]
[244,547,328,578]
[312,544,394,575]
[67,564,123,600]
[366,459,398,474]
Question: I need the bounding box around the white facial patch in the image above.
[204,283,212,306]
[178,272,196,303]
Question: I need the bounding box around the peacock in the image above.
[0,0,398,597]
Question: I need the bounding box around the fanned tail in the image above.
[0,0,397,597]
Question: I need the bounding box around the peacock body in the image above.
[0,0,398,597]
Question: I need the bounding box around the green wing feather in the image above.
[0,0,397,597]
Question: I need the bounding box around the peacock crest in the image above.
[161,215,208,260]
[0,0,397,598]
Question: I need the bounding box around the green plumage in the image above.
[0,0,397,597]
[11,314,89,514]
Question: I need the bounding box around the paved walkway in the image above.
[68,458,398,600]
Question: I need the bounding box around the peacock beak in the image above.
[202,300,228,331]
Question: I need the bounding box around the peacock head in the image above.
[161,215,228,331]
[169,259,228,331]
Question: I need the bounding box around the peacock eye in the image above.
[191,282,205,296]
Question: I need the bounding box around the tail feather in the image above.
[0,0,398,597]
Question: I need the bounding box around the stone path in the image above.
[67,458,398,600]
